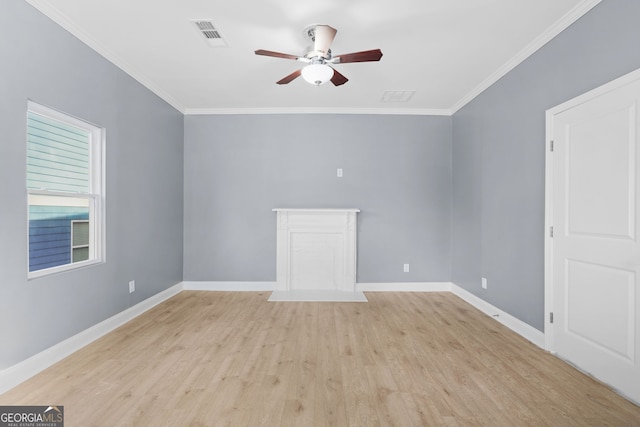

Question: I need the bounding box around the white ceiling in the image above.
[26,0,599,115]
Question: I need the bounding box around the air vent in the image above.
[192,20,227,47]
[381,91,416,103]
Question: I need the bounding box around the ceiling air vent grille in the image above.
[381,91,416,103]
[192,20,227,47]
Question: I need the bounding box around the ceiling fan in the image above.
[255,24,383,86]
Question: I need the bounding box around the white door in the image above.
[547,69,640,404]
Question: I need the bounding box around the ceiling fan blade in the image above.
[276,69,302,85]
[330,68,348,86]
[314,25,337,56]
[335,49,383,63]
[255,49,300,61]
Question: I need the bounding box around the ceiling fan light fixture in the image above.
[255,24,382,86]
[301,64,334,86]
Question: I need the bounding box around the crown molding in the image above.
[26,0,600,117]
[24,0,448,117]
[450,0,602,113]
[24,0,187,114]
[183,107,452,116]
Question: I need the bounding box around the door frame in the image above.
[544,67,640,352]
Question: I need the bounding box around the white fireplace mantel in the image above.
[270,208,364,301]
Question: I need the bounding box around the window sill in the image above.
[28,259,104,280]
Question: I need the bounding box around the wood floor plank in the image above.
[1,291,639,426]
[282,302,318,426]
[334,303,382,426]
[313,304,348,426]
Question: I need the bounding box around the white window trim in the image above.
[27,101,106,279]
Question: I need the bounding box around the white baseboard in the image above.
[181,281,276,291]
[182,281,451,293]
[450,283,546,349]
[0,282,183,396]
[357,282,453,292]
[0,280,546,396]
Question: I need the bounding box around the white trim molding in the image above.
[450,0,602,113]
[181,281,276,292]
[544,66,640,353]
[273,209,359,293]
[0,283,183,395]
[184,281,452,293]
[25,0,599,117]
[357,282,545,349]
[24,0,186,114]
[357,282,452,292]
[451,284,546,349]
[1,280,547,395]
[183,107,452,116]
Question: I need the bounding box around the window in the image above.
[71,220,90,263]
[27,101,104,277]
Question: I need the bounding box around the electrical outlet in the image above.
[129,280,135,293]
[337,168,343,178]
[482,277,488,289]
[403,263,410,273]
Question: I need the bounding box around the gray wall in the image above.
[184,114,452,283]
[4,0,637,372]
[452,0,640,331]
[0,2,184,369]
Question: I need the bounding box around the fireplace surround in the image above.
[269,208,366,302]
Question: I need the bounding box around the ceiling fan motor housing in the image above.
[302,24,319,42]
[304,46,331,62]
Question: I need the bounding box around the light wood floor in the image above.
[2,291,640,426]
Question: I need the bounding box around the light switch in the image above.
[337,168,343,178]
